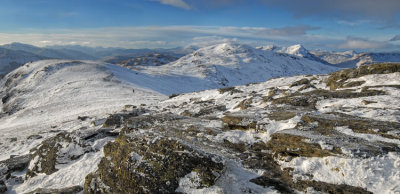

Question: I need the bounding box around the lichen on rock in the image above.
[84,130,224,193]
[26,132,93,178]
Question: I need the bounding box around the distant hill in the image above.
[311,50,400,67]
[1,42,97,60]
[0,48,47,76]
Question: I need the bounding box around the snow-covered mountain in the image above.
[259,44,328,64]
[0,60,399,193]
[311,50,400,67]
[281,44,310,57]
[0,48,47,76]
[141,43,338,88]
[261,44,400,68]
[310,50,357,67]
[355,52,400,66]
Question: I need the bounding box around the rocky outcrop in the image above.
[84,131,224,193]
[0,154,32,193]
[24,186,83,194]
[327,63,400,90]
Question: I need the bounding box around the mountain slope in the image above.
[311,50,357,68]
[141,43,339,89]
[0,60,166,160]
[1,63,398,193]
[355,52,400,66]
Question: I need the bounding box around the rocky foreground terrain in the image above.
[1,63,400,193]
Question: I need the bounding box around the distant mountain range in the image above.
[0,43,195,76]
[311,50,400,67]
[1,42,399,77]
[0,47,46,76]
[2,42,97,60]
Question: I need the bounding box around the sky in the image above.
[0,0,400,51]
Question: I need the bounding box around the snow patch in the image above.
[279,152,400,193]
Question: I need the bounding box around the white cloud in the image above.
[0,26,394,51]
[336,20,370,26]
[190,36,239,47]
[337,37,390,49]
[0,25,321,48]
[151,0,191,10]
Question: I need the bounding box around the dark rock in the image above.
[221,114,257,131]
[77,116,89,121]
[26,132,92,178]
[327,63,400,90]
[0,180,6,193]
[272,89,386,109]
[290,78,310,87]
[4,154,31,173]
[84,134,224,193]
[25,185,83,194]
[169,93,180,99]
[234,98,253,110]
[217,86,243,95]
[102,114,123,128]
[361,100,377,105]
[300,112,400,139]
[266,133,342,158]
[27,135,43,140]
[268,111,297,121]
[194,105,226,117]
[250,176,293,193]
[1,94,9,104]
[0,154,31,190]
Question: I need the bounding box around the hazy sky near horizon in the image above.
[0,0,399,51]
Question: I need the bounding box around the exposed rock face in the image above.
[26,132,93,178]
[0,154,32,193]
[84,130,224,193]
[326,63,400,90]
[0,180,6,193]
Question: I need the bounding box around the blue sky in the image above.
[0,0,399,51]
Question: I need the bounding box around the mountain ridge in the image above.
[140,42,339,89]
